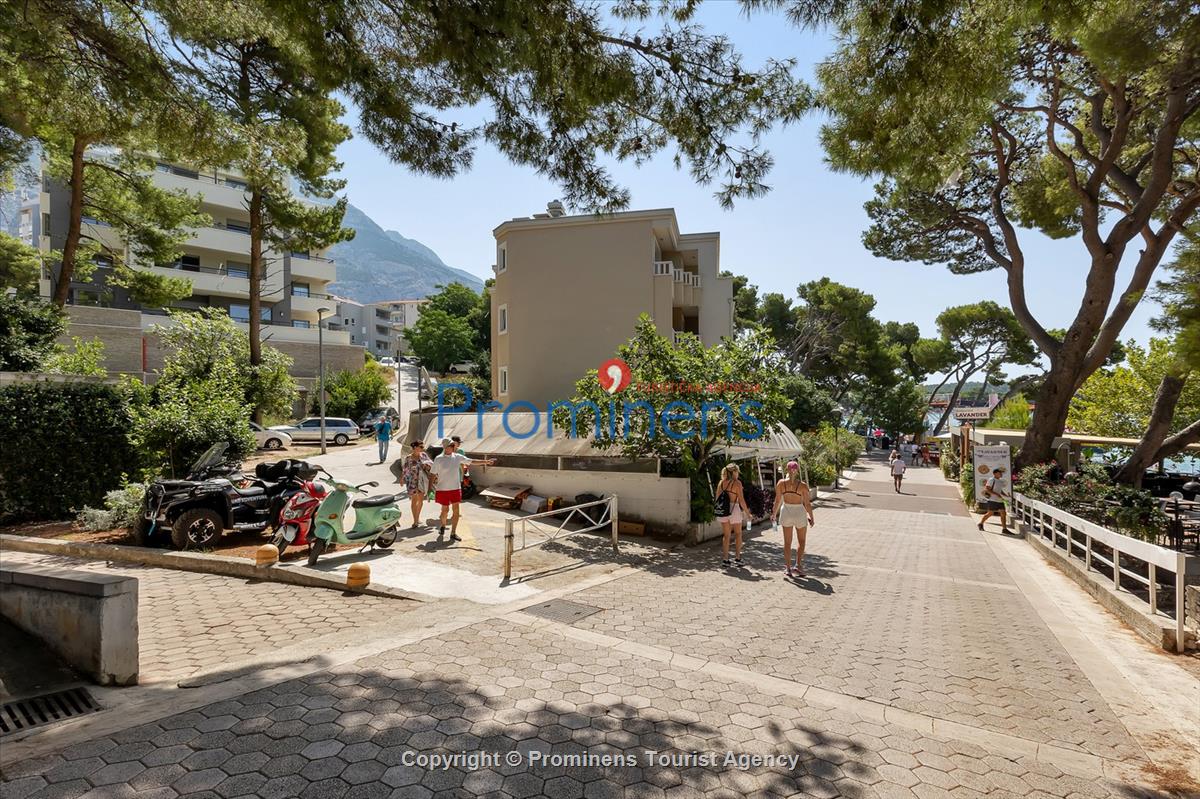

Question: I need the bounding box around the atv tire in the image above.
[171,507,223,550]
[307,537,327,566]
[133,516,153,547]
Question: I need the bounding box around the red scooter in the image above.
[269,471,329,559]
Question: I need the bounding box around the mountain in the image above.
[327,203,484,303]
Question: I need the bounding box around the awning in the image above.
[711,424,803,461]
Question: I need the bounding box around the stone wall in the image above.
[1188,585,1200,633]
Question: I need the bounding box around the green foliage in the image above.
[315,362,393,420]
[0,232,41,291]
[797,422,863,487]
[941,446,960,481]
[404,308,477,373]
[77,481,146,531]
[985,394,1033,430]
[1153,243,1200,367]
[426,283,481,319]
[781,374,837,432]
[44,337,107,377]
[0,382,140,521]
[1014,463,1167,542]
[439,374,493,412]
[960,464,975,508]
[561,316,791,472]
[154,309,297,420]
[0,294,66,371]
[1069,339,1200,438]
[855,379,927,439]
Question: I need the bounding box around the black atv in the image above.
[136,444,316,550]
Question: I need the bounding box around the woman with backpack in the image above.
[715,463,752,568]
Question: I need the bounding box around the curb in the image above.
[0,534,420,602]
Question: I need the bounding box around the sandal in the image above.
[721,559,731,568]
[785,566,794,578]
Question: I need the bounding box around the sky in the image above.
[331,3,1161,364]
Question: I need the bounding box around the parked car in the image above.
[270,417,361,446]
[447,361,476,374]
[249,421,291,450]
[358,407,400,434]
[397,355,416,365]
[378,356,397,367]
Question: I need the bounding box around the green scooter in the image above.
[307,478,402,566]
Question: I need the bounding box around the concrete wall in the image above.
[0,563,139,685]
[471,467,691,534]
[1188,585,1200,634]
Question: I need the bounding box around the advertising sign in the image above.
[972,445,1012,505]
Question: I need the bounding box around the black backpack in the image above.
[713,486,731,517]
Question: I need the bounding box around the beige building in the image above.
[20,158,358,376]
[490,204,733,404]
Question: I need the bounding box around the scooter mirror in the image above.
[364,481,379,488]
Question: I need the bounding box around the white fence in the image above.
[503,496,619,580]
[1013,492,1199,653]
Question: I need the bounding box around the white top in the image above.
[431,451,470,490]
[891,459,907,476]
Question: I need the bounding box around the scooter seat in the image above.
[352,494,396,508]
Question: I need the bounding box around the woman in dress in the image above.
[402,440,434,528]
[772,460,815,577]
[715,463,752,568]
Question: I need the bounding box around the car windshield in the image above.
[191,443,229,472]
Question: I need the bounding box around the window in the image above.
[93,254,114,269]
[173,166,199,180]
[292,320,310,328]
[291,282,310,297]
[225,219,250,233]
[226,261,249,278]
[156,163,171,173]
[74,289,105,307]
[260,306,273,322]
[499,366,509,396]
[498,304,508,334]
[179,255,200,272]
[497,244,507,273]
[290,250,310,259]
[229,304,250,322]
[42,213,51,235]
[300,419,322,428]
[224,177,247,190]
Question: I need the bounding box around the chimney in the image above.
[546,199,566,218]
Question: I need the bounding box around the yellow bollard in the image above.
[255,544,279,567]
[346,562,371,590]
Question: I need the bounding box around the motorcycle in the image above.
[307,478,403,566]
[269,468,330,559]
[137,444,316,550]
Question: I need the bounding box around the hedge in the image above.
[0,381,140,522]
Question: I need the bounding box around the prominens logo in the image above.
[599,358,632,394]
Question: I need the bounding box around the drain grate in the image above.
[0,687,100,735]
[521,599,603,624]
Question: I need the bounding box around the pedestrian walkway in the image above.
[2,452,1197,797]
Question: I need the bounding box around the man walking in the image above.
[891,453,907,493]
[431,438,495,542]
[374,414,394,464]
[978,467,1010,533]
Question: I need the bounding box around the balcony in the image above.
[147,264,251,299]
[151,168,249,212]
[189,224,252,255]
[140,312,351,345]
[289,254,335,282]
[652,260,674,277]
[672,269,701,307]
[290,291,337,319]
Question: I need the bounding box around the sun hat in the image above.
[441,437,454,447]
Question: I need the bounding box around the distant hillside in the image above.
[328,203,484,303]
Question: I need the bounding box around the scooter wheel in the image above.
[307,538,326,566]
[374,526,398,549]
[271,529,290,560]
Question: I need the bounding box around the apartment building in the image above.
[19,159,362,378]
[491,203,733,404]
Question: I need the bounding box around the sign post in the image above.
[971,444,1012,509]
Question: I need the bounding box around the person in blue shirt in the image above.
[374,416,394,463]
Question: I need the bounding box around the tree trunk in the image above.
[248,188,263,369]
[52,135,88,307]
[931,371,971,437]
[1114,372,1189,486]
[1013,360,1077,471]
[1153,417,1200,465]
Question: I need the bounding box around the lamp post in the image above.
[317,307,332,455]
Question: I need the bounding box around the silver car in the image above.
[249,421,291,450]
[269,417,361,446]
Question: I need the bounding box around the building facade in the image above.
[490,204,733,405]
[356,299,426,359]
[18,158,359,377]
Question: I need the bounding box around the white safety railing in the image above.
[673,269,686,283]
[652,260,674,276]
[1013,492,1199,652]
[503,496,619,580]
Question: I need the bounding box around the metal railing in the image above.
[503,495,619,580]
[652,260,674,276]
[1013,492,1199,652]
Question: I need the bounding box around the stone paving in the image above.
[0,617,1162,799]
[1,453,1195,797]
[2,552,416,684]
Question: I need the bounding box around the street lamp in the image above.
[317,306,333,455]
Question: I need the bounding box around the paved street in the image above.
[2,452,1198,797]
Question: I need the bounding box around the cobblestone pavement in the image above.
[2,454,1196,797]
[2,552,418,684]
[0,617,1167,799]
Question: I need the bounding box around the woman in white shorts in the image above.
[715,463,751,568]
[772,461,815,577]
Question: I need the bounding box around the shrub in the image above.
[77,482,146,531]
[1013,462,1166,541]
[0,294,66,371]
[438,374,492,410]
[960,465,975,508]
[128,374,255,478]
[0,381,141,521]
[315,362,393,420]
[44,337,107,377]
[797,422,862,486]
[941,446,960,480]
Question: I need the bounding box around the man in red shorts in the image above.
[431,437,495,542]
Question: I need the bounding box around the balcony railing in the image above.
[652,260,674,276]
[672,270,701,288]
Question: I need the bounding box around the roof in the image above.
[418,413,802,461]
[494,207,681,238]
[368,298,430,305]
[968,427,1200,451]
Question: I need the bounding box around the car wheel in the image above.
[171,507,223,550]
[264,437,283,450]
[307,537,326,566]
[334,433,349,446]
